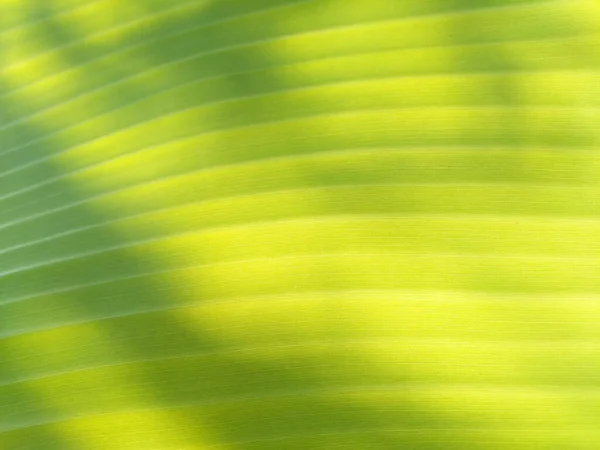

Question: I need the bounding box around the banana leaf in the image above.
[1,0,599,448]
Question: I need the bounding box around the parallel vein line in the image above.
[2,250,599,307]
[2,173,599,238]
[1,102,597,184]
[3,338,600,390]
[2,288,598,342]
[1,202,599,279]
[2,380,600,434]
[1,66,597,204]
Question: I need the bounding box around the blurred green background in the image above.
[1,0,599,448]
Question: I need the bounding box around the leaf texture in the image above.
[1,0,600,449]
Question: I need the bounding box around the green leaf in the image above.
[1,1,599,448]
